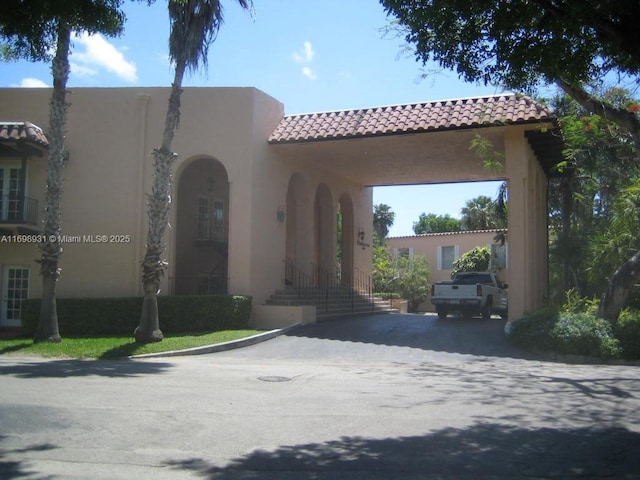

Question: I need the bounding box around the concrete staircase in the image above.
[266,286,397,321]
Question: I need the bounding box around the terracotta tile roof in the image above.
[0,121,49,148]
[269,94,554,143]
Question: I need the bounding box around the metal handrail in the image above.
[284,258,374,313]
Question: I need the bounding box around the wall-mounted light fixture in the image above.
[277,206,286,223]
[358,228,365,243]
[205,176,215,192]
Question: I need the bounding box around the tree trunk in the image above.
[135,65,186,343]
[34,25,70,343]
[598,250,640,322]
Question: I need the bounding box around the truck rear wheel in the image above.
[482,297,493,319]
[436,307,448,320]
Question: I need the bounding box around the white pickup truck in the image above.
[431,272,508,320]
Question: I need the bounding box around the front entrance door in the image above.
[1,266,29,327]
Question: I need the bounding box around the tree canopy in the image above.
[0,0,126,61]
[381,0,640,92]
[413,213,461,234]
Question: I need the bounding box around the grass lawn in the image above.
[0,330,263,359]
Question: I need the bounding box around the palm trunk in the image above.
[135,63,186,343]
[34,24,70,343]
[598,250,640,323]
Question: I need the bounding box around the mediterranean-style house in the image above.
[387,229,508,312]
[0,87,563,330]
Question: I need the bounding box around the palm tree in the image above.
[34,24,71,343]
[135,0,254,343]
[373,203,395,242]
[460,195,496,231]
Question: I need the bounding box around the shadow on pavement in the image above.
[164,423,640,479]
[0,435,58,480]
[286,314,540,360]
[0,358,173,378]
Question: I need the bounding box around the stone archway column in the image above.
[504,128,549,329]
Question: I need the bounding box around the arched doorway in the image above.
[313,183,334,286]
[174,157,229,294]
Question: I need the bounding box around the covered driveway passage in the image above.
[268,94,564,324]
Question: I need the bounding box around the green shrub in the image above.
[551,312,621,359]
[508,308,559,352]
[614,308,640,360]
[509,309,621,359]
[21,295,252,336]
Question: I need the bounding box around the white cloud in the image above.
[302,66,317,80]
[14,78,49,88]
[71,32,137,82]
[293,41,315,63]
[293,41,317,80]
[70,63,98,78]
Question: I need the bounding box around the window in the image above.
[438,245,459,270]
[2,267,29,327]
[196,196,210,239]
[490,243,508,270]
[196,197,225,241]
[212,200,225,242]
[0,166,24,222]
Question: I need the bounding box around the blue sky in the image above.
[0,0,508,237]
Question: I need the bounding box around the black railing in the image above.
[0,196,38,225]
[284,258,374,314]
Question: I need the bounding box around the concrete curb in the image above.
[129,323,301,359]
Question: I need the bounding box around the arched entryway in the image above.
[174,157,229,294]
[314,183,335,286]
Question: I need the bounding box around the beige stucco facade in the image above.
[0,87,558,329]
[387,230,508,312]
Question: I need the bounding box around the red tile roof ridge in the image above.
[284,92,531,117]
[388,228,507,239]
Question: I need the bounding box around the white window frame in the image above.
[1,266,30,327]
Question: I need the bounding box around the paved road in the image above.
[1,313,639,479]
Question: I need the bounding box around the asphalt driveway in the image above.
[1,313,639,479]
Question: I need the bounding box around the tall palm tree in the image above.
[373,203,395,242]
[34,24,71,343]
[460,195,495,231]
[135,0,253,343]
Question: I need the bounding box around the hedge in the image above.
[21,295,252,336]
